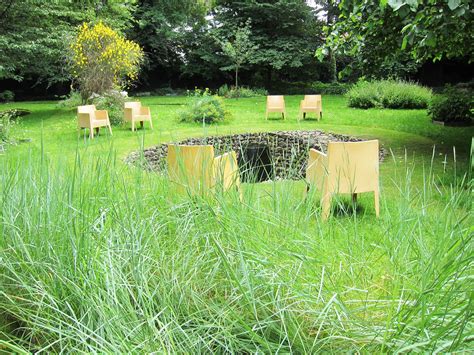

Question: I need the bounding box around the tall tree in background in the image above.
[211,0,323,86]
[313,1,340,82]
[128,0,206,86]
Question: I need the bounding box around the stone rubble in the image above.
[125,130,385,181]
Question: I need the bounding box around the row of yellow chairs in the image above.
[266,95,322,121]
[78,95,322,138]
[167,140,379,220]
[77,101,153,138]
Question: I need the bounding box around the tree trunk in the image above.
[327,2,337,83]
[235,66,239,89]
[328,48,337,83]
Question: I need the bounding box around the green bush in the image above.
[57,90,83,108]
[91,91,127,126]
[178,95,231,124]
[428,87,473,124]
[0,90,15,102]
[346,80,432,109]
[58,90,127,126]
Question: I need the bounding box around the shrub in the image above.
[428,87,473,124]
[347,80,432,109]
[217,85,268,98]
[91,90,127,126]
[69,21,144,101]
[0,90,14,102]
[57,90,83,108]
[178,95,231,124]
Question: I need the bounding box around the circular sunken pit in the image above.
[126,130,385,181]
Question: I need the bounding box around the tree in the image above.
[0,1,133,85]
[320,0,473,78]
[313,0,341,82]
[218,21,258,88]
[69,22,143,101]
[210,0,324,86]
[128,0,207,86]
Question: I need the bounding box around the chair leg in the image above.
[374,189,380,217]
[352,193,358,204]
[89,127,94,139]
[149,118,153,130]
[321,192,332,221]
[131,121,135,132]
[320,112,323,120]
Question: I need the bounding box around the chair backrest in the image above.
[125,101,141,116]
[167,145,215,193]
[267,95,285,108]
[303,95,321,105]
[77,105,96,120]
[326,140,379,193]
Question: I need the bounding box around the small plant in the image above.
[428,87,473,124]
[69,21,144,101]
[0,110,20,144]
[346,80,432,109]
[0,90,15,102]
[178,95,231,124]
[217,84,230,97]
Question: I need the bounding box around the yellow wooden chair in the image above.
[124,101,153,131]
[299,95,322,121]
[265,95,286,120]
[77,105,112,139]
[167,144,241,197]
[306,140,380,220]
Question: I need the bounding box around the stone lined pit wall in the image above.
[125,130,384,181]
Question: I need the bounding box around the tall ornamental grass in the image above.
[347,80,432,109]
[0,146,472,353]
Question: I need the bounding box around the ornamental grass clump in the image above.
[347,80,432,109]
[69,22,143,102]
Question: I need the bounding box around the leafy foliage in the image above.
[320,0,473,78]
[0,90,14,102]
[0,1,134,85]
[428,87,473,124]
[346,80,432,109]
[69,22,143,101]
[178,94,230,124]
[91,91,128,126]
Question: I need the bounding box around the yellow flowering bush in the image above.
[69,22,143,100]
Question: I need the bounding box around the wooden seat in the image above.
[167,144,241,198]
[77,105,112,139]
[124,101,153,131]
[299,95,322,121]
[265,95,286,120]
[306,140,380,220]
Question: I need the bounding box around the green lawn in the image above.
[0,95,472,352]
